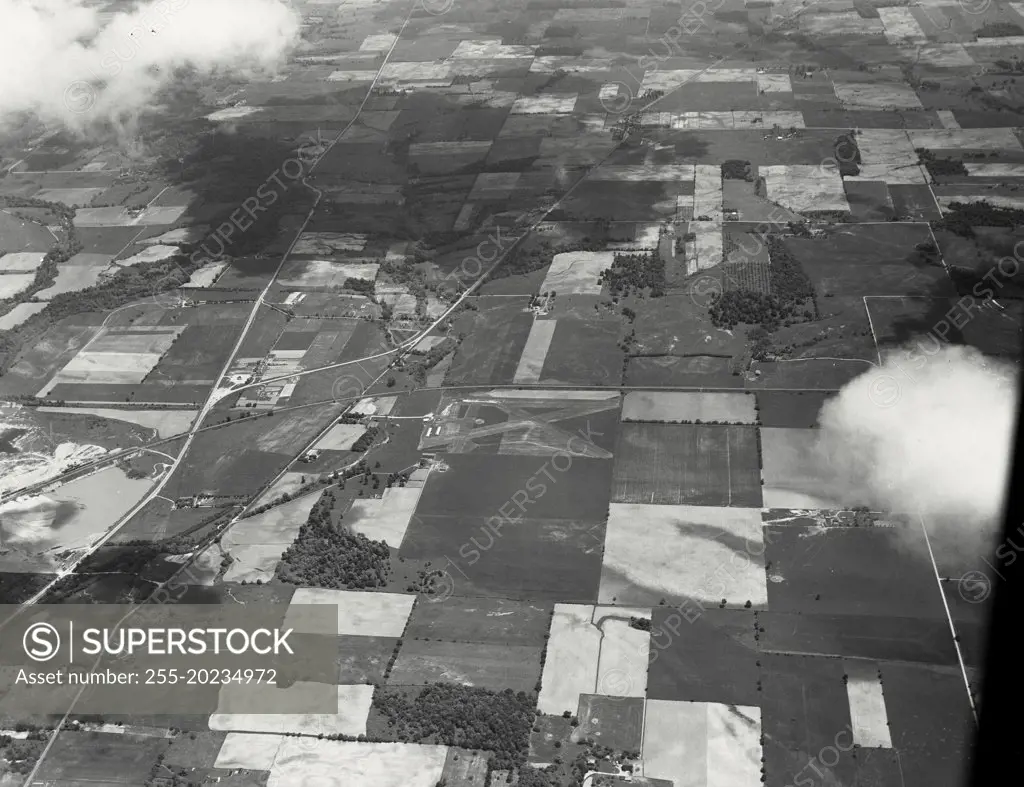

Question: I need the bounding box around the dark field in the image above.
[881,662,975,787]
[611,423,762,507]
[647,607,760,707]
[573,695,645,751]
[763,524,947,618]
[755,390,834,427]
[402,596,552,645]
[400,515,605,603]
[539,319,624,387]
[415,454,612,521]
[31,730,167,786]
[783,224,957,297]
[445,298,534,385]
[759,612,959,665]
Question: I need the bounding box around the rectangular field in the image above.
[402,596,551,645]
[612,423,762,507]
[387,640,543,692]
[621,391,758,424]
[600,504,766,610]
[30,731,167,785]
[268,740,449,787]
[647,608,761,707]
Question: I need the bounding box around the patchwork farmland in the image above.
[0,0,1005,785]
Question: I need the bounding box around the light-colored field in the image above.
[905,43,973,68]
[469,172,521,199]
[706,703,763,787]
[937,111,961,130]
[509,95,578,114]
[380,62,452,83]
[540,250,613,295]
[0,252,47,273]
[251,472,313,509]
[214,732,284,770]
[35,407,197,437]
[268,740,449,787]
[642,68,757,92]
[599,504,767,608]
[856,130,918,167]
[221,494,319,583]
[0,467,152,573]
[801,11,882,35]
[589,165,696,181]
[693,165,723,220]
[621,392,757,423]
[908,128,1021,152]
[346,486,423,548]
[595,617,649,699]
[33,187,104,206]
[206,105,263,121]
[760,427,848,509]
[452,39,534,59]
[312,422,366,450]
[512,320,557,383]
[845,661,893,748]
[691,222,724,274]
[350,395,397,416]
[73,205,188,226]
[210,683,373,737]
[286,588,416,637]
[878,7,927,42]
[0,274,35,299]
[762,166,849,214]
[757,73,792,92]
[485,389,619,401]
[537,604,602,715]
[0,302,47,329]
[35,252,114,299]
[116,245,182,267]
[643,700,762,787]
[327,70,378,82]
[360,33,398,51]
[140,225,210,246]
[278,259,379,288]
[670,110,805,130]
[293,232,368,255]
[964,35,1024,47]
[847,164,927,186]
[964,163,1024,177]
[40,325,182,392]
[537,604,650,715]
[833,83,922,109]
[182,261,227,288]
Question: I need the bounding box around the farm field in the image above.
[0,0,1006,784]
[611,423,762,507]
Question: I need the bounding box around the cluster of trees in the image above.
[342,278,375,295]
[628,616,651,631]
[708,236,816,333]
[917,148,967,178]
[994,57,1024,73]
[490,238,600,281]
[403,337,460,384]
[722,159,753,180]
[934,200,1024,238]
[600,250,666,297]
[351,426,379,453]
[373,684,535,770]
[0,733,47,776]
[276,488,392,589]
